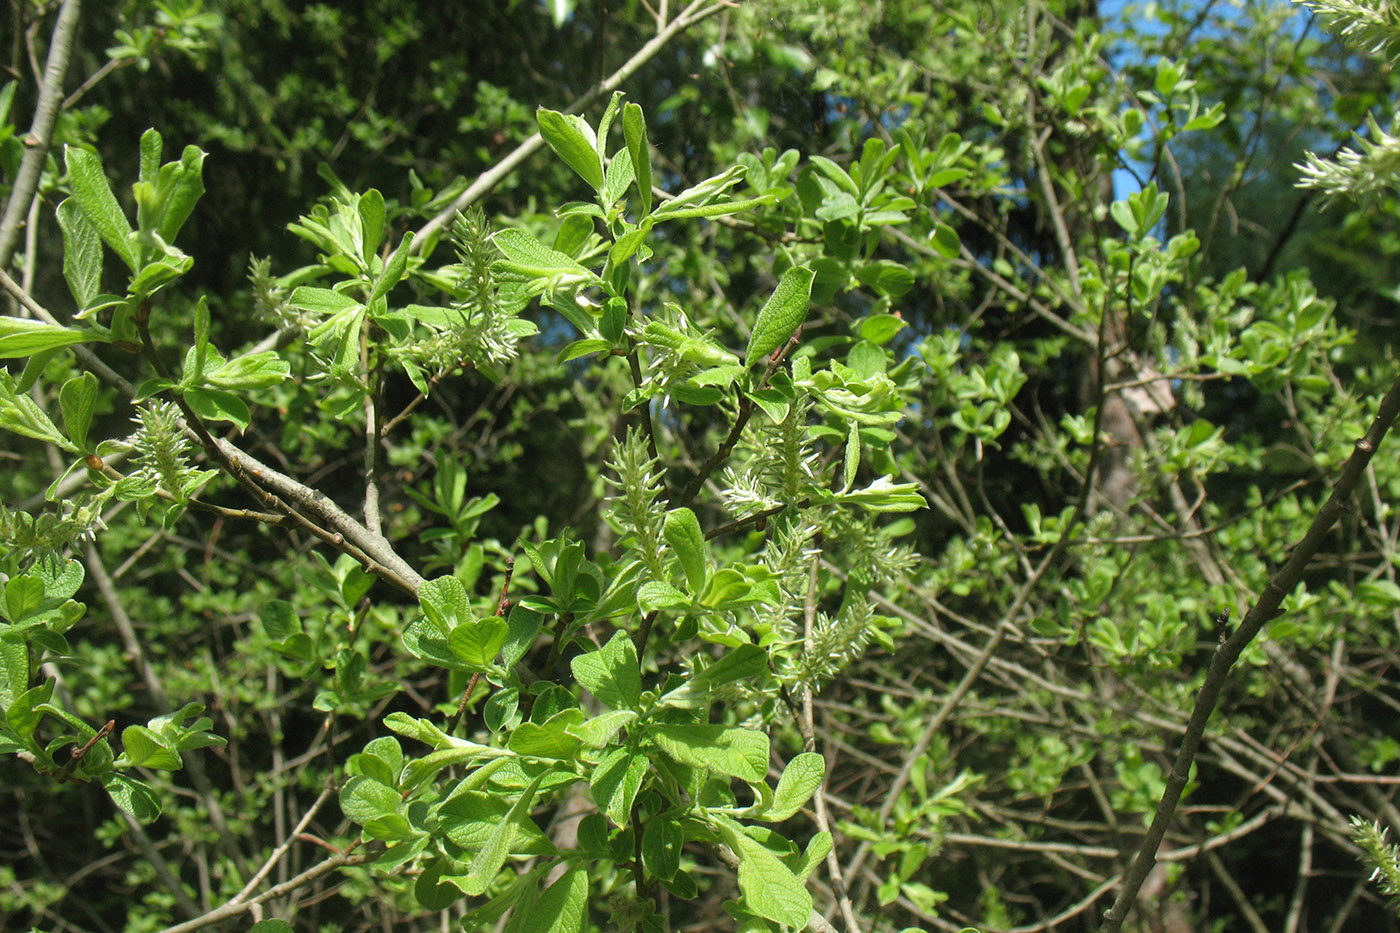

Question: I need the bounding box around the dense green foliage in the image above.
[4,1,1400,931]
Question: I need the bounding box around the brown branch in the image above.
[1100,368,1400,931]
[410,0,732,254]
[156,849,374,933]
[676,328,800,508]
[0,0,80,269]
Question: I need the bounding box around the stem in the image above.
[410,0,731,254]
[156,850,375,933]
[1100,368,1400,931]
[675,328,799,508]
[0,0,81,269]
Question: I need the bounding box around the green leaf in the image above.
[659,644,768,709]
[602,147,635,211]
[0,372,76,450]
[1110,198,1137,235]
[855,260,915,297]
[509,708,584,760]
[558,338,613,363]
[104,773,162,823]
[808,155,858,195]
[464,770,550,895]
[0,636,31,710]
[183,386,251,431]
[138,128,162,186]
[638,580,689,613]
[502,605,544,668]
[649,167,760,222]
[340,774,401,823]
[928,223,961,259]
[710,814,812,928]
[568,709,636,748]
[119,725,182,770]
[154,144,207,243]
[590,747,648,826]
[642,814,684,881]
[368,231,413,304]
[623,102,653,215]
[3,575,44,622]
[857,313,907,345]
[204,351,291,390]
[537,108,604,192]
[0,316,99,359]
[744,266,814,366]
[493,228,598,280]
[56,198,102,309]
[439,789,555,857]
[842,420,860,490]
[798,831,833,881]
[448,617,508,669]
[58,373,98,451]
[764,752,825,821]
[663,507,708,594]
[359,188,386,262]
[249,921,294,933]
[504,867,587,933]
[65,146,138,271]
[289,286,361,316]
[419,574,472,634]
[570,630,641,710]
[651,723,768,782]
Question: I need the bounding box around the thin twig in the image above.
[155,850,374,933]
[411,0,731,254]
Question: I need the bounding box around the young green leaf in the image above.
[638,580,689,613]
[64,146,138,271]
[153,145,207,243]
[590,747,648,826]
[463,770,549,895]
[663,507,708,593]
[744,266,815,367]
[359,188,386,262]
[642,814,684,881]
[104,773,163,824]
[659,644,768,709]
[288,286,362,317]
[842,420,860,490]
[368,231,414,304]
[448,617,508,669]
[504,867,587,933]
[623,102,653,215]
[418,574,473,634]
[602,147,634,211]
[710,814,812,928]
[0,317,100,359]
[55,198,102,309]
[119,725,183,770]
[570,630,641,710]
[537,108,605,192]
[650,723,768,783]
[59,373,98,452]
[493,228,598,280]
[138,128,163,187]
[764,752,825,821]
[0,372,76,450]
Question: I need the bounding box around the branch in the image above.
[156,849,374,933]
[676,327,798,508]
[0,0,80,269]
[1100,368,1400,931]
[212,439,424,594]
[410,0,730,253]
